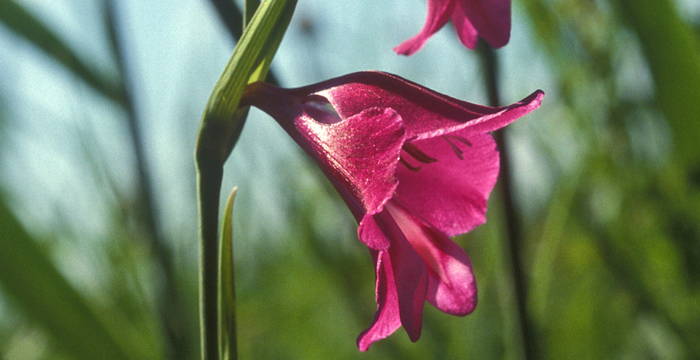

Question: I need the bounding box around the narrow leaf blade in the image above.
[0,0,122,103]
[218,186,239,359]
[615,0,700,164]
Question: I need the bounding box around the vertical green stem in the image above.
[478,42,538,360]
[197,153,225,360]
[195,1,297,359]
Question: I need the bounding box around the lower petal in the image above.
[357,251,401,351]
[390,240,428,341]
[358,215,390,250]
[375,210,429,342]
[424,227,477,315]
[385,202,477,316]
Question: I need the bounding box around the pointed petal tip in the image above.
[406,327,422,343]
[356,335,371,352]
[505,89,545,116]
[393,40,423,56]
[356,315,397,352]
[529,89,545,106]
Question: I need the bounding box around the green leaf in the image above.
[0,199,136,359]
[201,0,297,129]
[247,0,295,84]
[218,186,238,360]
[244,0,261,27]
[614,0,700,165]
[0,0,122,104]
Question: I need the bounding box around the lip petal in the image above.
[357,251,402,351]
[384,202,477,316]
[374,209,429,342]
[423,228,477,316]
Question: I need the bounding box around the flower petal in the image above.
[394,0,454,55]
[288,72,543,141]
[357,251,402,351]
[293,107,405,218]
[450,3,479,49]
[358,215,390,250]
[456,0,511,48]
[385,202,477,315]
[423,229,477,315]
[243,83,408,219]
[375,211,428,342]
[395,132,499,236]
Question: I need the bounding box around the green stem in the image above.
[197,154,225,360]
[195,1,297,359]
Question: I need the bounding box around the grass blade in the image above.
[614,0,700,165]
[0,199,135,359]
[0,0,122,104]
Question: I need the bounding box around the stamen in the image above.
[399,157,421,171]
[403,143,437,164]
[449,135,472,147]
[443,136,464,160]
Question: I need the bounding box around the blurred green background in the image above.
[1,0,699,359]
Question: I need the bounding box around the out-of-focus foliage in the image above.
[0,0,698,359]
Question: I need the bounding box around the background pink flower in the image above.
[395,0,511,55]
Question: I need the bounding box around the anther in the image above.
[449,135,472,147]
[399,157,421,171]
[443,136,464,160]
[403,143,437,164]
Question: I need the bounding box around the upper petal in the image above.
[394,0,455,55]
[357,250,402,351]
[395,131,499,236]
[455,0,511,48]
[243,82,407,220]
[286,72,543,141]
[293,107,405,218]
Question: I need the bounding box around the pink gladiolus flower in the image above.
[242,72,543,351]
[395,0,511,55]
